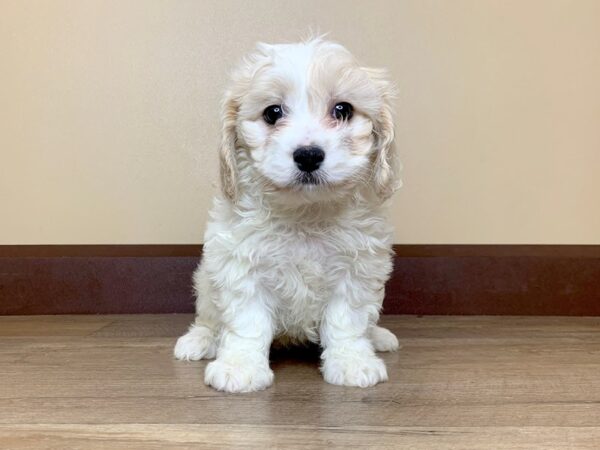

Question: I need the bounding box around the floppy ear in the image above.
[218,43,272,201]
[365,68,399,200]
[218,89,239,201]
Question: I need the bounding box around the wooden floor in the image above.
[2,315,600,449]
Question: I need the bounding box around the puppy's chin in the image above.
[295,172,325,187]
[261,173,361,206]
[269,187,344,207]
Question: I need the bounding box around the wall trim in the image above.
[1,245,599,315]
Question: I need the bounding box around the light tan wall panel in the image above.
[1,0,598,244]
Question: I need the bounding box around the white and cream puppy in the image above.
[175,37,400,393]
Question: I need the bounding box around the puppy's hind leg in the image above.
[369,325,399,352]
[174,322,217,361]
[174,266,219,361]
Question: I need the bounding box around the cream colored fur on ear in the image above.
[218,43,274,202]
[364,68,399,201]
[218,90,239,201]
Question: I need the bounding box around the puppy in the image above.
[175,37,400,393]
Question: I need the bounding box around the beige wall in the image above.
[1,0,599,244]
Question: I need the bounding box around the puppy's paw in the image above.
[205,357,274,393]
[322,349,388,388]
[174,325,216,361]
[370,326,400,352]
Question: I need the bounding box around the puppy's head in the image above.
[219,38,398,204]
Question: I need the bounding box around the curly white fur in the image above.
[175,37,400,393]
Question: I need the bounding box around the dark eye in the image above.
[263,105,284,125]
[333,102,353,121]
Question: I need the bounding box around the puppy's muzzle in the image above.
[293,146,325,173]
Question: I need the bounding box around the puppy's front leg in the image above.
[320,280,388,387]
[204,289,274,393]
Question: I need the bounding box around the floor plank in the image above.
[2,424,600,450]
[1,314,600,448]
[0,315,112,336]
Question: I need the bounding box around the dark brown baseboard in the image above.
[1,245,599,315]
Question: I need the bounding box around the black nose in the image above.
[293,146,325,173]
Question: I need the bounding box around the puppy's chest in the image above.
[260,237,331,300]
[256,237,331,341]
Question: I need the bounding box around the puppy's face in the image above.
[220,39,397,203]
